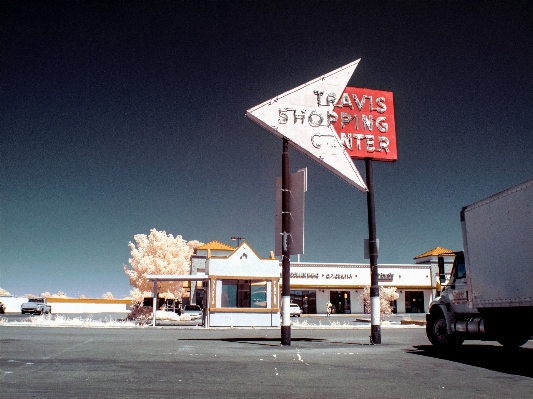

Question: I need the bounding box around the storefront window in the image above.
[221,280,267,308]
[405,291,424,313]
[330,291,351,314]
[289,290,317,314]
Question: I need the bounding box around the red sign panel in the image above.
[331,87,397,162]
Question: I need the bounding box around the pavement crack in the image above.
[42,339,94,359]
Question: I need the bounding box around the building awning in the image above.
[414,246,455,259]
[146,274,208,282]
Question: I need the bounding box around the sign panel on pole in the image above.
[331,87,397,162]
[275,168,306,256]
[246,60,367,192]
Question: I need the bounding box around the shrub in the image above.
[126,306,153,323]
[360,286,399,320]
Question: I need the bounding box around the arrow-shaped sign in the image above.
[246,59,367,192]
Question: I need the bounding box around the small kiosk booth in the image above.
[206,242,280,327]
[147,242,281,327]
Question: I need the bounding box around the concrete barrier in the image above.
[0,297,132,313]
[401,319,426,326]
[0,297,28,313]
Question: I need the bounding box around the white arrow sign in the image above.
[246,59,367,192]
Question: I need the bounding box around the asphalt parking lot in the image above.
[1,322,532,398]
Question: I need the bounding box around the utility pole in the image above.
[365,158,381,344]
[281,138,291,345]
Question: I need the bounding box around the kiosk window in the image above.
[221,280,267,308]
[251,281,267,308]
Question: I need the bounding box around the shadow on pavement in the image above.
[180,337,326,346]
[181,337,374,347]
[407,344,533,378]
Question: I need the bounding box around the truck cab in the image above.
[440,252,470,313]
[427,252,473,347]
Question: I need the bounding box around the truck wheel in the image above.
[497,334,530,348]
[426,314,464,347]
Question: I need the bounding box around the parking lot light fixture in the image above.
[231,236,245,246]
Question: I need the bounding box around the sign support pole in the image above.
[365,158,381,344]
[281,138,292,346]
[152,280,158,327]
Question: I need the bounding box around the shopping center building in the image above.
[184,241,456,322]
[283,245,455,315]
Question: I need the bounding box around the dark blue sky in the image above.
[1,1,532,298]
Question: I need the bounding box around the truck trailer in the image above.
[426,178,533,348]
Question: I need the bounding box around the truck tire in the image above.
[426,313,464,347]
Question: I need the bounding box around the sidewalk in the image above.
[300,312,427,326]
[302,312,426,320]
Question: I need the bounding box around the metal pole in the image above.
[281,138,291,345]
[152,280,158,327]
[204,279,209,328]
[365,158,381,344]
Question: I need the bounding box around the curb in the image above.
[401,319,426,326]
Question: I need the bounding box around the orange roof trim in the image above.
[197,240,236,251]
[414,246,455,259]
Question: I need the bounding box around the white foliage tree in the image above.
[102,292,114,299]
[123,229,203,303]
[360,286,399,320]
[0,287,11,297]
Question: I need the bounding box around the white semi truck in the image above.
[426,178,533,348]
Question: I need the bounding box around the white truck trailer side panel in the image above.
[461,178,533,308]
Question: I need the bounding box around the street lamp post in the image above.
[231,236,246,246]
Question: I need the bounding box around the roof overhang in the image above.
[146,274,209,282]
